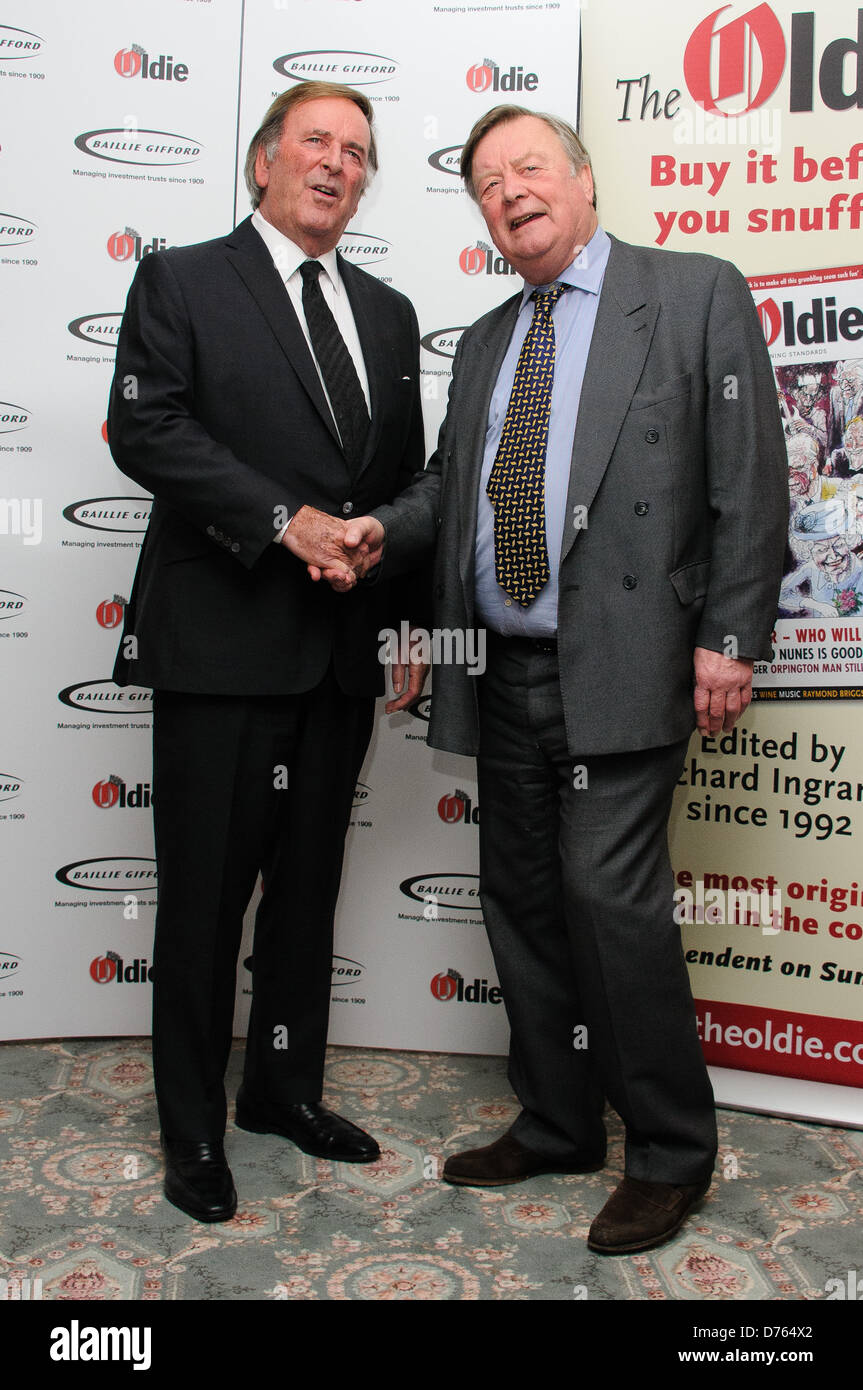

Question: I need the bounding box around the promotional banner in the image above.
[751,263,863,697]
[582,0,863,1116]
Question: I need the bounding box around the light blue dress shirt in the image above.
[474,225,611,636]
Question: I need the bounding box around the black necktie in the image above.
[299,259,370,470]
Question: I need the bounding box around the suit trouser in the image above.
[476,635,717,1184]
[151,673,375,1140]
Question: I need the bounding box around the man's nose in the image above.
[322,143,343,173]
[500,170,525,201]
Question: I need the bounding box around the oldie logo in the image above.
[465,58,538,94]
[96,596,127,630]
[430,968,502,1004]
[683,4,863,115]
[684,4,786,116]
[92,777,151,810]
[114,46,189,82]
[459,242,516,278]
[90,952,154,984]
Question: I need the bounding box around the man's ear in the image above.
[254,144,271,192]
[577,162,595,210]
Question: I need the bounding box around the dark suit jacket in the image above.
[375,235,789,756]
[108,215,425,697]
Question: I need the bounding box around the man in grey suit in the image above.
[340,105,788,1253]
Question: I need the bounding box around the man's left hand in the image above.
[385,624,429,713]
[693,646,754,735]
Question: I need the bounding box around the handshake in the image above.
[280,505,426,712]
[280,505,385,591]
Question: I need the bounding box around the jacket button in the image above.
[634,501,649,516]
[206,525,216,536]
[231,542,240,553]
[342,501,354,515]
[623,574,638,590]
[645,429,659,444]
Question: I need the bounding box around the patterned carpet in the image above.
[0,1039,860,1302]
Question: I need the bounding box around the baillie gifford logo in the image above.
[421,327,466,359]
[683,4,863,116]
[466,57,538,93]
[106,227,172,262]
[459,240,517,278]
[114,45,189,81]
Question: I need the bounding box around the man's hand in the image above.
[308,515,385,592]
[693,646,754,735]
[385,624,429,713]
[281,504,369,589]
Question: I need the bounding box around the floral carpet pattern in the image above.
[0,1040,860,1301]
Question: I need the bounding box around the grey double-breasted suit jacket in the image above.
[375,234,789,756]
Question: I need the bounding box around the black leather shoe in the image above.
[587,1174,712,1254]
[235,1092,380,1163]
[443,1133,605,1187]
[161,1137,237,1223]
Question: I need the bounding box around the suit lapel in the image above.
[338,255,385,475]
[561,236,659,563]
[223,217,340,448]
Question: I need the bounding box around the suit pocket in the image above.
[630,372,692,410]
[669,559,711,604]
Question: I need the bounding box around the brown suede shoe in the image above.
[442,1133,605,1187]
[587,1174,712,1254]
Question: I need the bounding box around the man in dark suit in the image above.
[108,82,425,1222]
[348,106,788,1253]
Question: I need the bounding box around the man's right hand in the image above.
[308,515,385,592]
[281,505,370,588]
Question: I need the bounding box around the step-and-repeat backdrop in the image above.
[1,0,860,1120]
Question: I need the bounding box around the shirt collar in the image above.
[251,209,343,294]
[519,224,610,306]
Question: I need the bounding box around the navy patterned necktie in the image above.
[299,259,370,470]
[486,281,567,607]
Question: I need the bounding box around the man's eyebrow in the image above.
[475,148,544,177]
[307,126,367,156]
